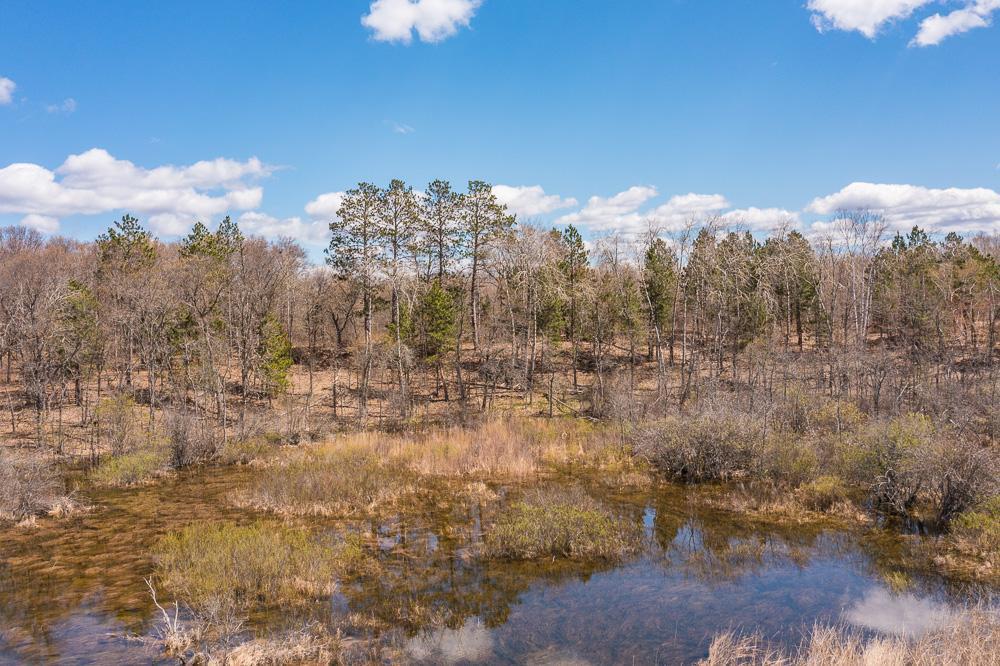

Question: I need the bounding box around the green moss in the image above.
[90,449,166,487]
[484,487,643,561]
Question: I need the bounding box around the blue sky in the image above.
[1,0,999,258]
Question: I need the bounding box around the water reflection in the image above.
[845,587,956,636]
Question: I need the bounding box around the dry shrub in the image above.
[483,487,643,561]
[0,450,74,522]
[166,411,221,468]
[698,606,999,666]
[634,412,765,482]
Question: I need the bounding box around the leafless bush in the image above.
[634,410,765,482]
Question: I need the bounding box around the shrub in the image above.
[483,487,643,561]
[0,450,68,522]
[634,413,764,482]
[797,475,850,512]
[90,449,167,487]
[837,413,934,515]
[234,445,408,517]
[154,521,341,629]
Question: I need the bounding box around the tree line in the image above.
[1,179,998,454]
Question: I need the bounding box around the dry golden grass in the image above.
[699,607,999,666]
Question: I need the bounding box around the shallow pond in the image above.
[0,465,990,665]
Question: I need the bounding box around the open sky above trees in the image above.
[1,0,999,258]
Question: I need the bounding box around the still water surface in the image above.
[0,466,985,665]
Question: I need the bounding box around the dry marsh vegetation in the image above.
[699,606,1000,666]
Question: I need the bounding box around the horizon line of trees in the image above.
[1,177,999,452]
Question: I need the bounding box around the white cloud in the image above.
[807,0,934,37]
[305,191,347,219]
[391,122,415,134]
[0,77,14,105]
[911,0,1000,46]
[647,193,730,231]
[362,0,481,44]
[492,185,577,217]
[0,148,269,234]
[807,182,1000,234]
[238,211,331,248]
[46,98,77,114]
[556,186,659,233]
[719,207,802,231]
[20,214,59,234]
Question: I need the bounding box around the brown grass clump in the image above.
[698,606,999,666]
[232,443,411,517]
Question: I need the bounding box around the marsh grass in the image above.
[90,448,168,487]
[154,521,345,630]
[483,487,643,561]
[232,445,412,517]
[699,606,999,665]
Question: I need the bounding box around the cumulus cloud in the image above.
[555,187,734,235]
[719,207,802,232]
[807,0,934,37]
[238,211,331,248]
[0,77,15,105]
[912,0,1000,46]
[556,186,660,233]
[492,185,577,217]
[305,191,347,219]
[20,214,59,234]
[362,0,481,44]
[0,148,270,235]
[647,193,730,231]
[46,98,77,114]
[807,182,1000,234]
